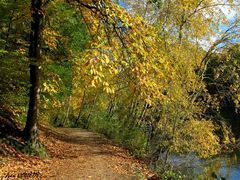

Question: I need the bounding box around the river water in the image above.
[169,151,240,179]
[198,151,240,179]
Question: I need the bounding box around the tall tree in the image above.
[22,0,43,142]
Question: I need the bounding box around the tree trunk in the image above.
[63,96,71,127]
[22,0,42,142]
[85,92,98,129]
[75,91,86,126]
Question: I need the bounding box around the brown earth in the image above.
[0,126,154,180]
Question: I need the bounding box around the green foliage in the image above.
[47,2,90,55]
[0,137,48,158]
[88,111,147,157]
[0,0,29,119]
[21,140,48,158]
[134,169,145,180]
[160,170,185,180]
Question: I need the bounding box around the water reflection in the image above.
[168,151,240,179]
[199,152,240,179]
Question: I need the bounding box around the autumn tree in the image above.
[21,0,43,142]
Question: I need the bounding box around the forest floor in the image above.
[0,125,154,179]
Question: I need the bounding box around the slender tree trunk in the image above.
[63,96,71,127]
[179,13,185,44]
[4,10,14,50]
[75,90,86,126]
[139,103,147,120]
[85,93,98,128]
[179,25,183,43]
[107,95,117,118]
[22,0,42,141]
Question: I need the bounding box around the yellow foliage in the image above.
[42,27,60,50]
[162,119,221,158]
[69,0,238,159]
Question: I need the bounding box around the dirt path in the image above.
[0,127,153,180]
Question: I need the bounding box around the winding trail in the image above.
[44,128,146,179]
[1,126,153,179]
